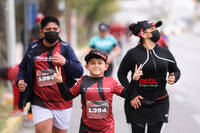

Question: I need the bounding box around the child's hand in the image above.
[54,66,63,83]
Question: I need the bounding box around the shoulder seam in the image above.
[31,43,38,48]
[61,41,70,46]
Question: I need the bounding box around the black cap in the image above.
[129,20,162,36]
[85,49,108,63]
[139,20,162,31]
[98,22,109,31]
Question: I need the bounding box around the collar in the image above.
[137,43,159,52]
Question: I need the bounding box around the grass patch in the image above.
[0,85,12,131]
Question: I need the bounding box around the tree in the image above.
[71,0,119,43]
[0,0,7,66]
[39,0,59,16]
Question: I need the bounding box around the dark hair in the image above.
[129,23,140,36]
[40,16,60,30]
[129,23,144,44]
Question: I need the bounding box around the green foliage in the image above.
[0,0,7,66]
[0,85,12,131]
[71,0,119,44]
[72,0,118,22]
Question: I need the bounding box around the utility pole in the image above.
[5,0,16,66]
[24,0,38,52]
[24,0,28,53]
[5,0,16,92]
[71,9,77,48]
[66,0,71,43]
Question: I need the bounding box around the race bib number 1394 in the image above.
[86,100,109,119]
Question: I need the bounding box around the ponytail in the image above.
[129,22,144,44]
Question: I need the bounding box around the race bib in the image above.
[86,100,109,119]
[36,69,56,87]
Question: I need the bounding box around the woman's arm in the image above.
[117,50,133,88]
[168,51,181,83]
[120,64,143,98]
[119,80,139,99]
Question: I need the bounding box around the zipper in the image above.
[149,50,158,100]
[149,50,157,72]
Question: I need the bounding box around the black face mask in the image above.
[44,31,59,44]
[150,30,160,43]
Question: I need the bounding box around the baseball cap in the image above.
[98,23,109,31]
[35,13,44,23]
[129,20,162,36]
[139,20,162,31]
[85,49,108,63]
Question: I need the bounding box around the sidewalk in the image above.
[0,43,27,133]
[0,103,30,133]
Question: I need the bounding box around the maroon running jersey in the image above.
[33,41,72,109]
[70,76,124,131]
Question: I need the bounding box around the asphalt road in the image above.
[16,32,200,133]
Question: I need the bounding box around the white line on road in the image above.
[173,94,185,102]
[192,114,200,126]
[161,123,167,133]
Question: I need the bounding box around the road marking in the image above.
[192,114,200,126]
[173,94,185,102]
[161,123,166,133]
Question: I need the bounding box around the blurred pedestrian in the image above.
[0,65,24,116]
[157,31,168,48]
[17,16,83,133]
[29,13,44,42]
[21,13,44,55]
[109,20,126,48]
[88,22,120,76]
[118,20,181,133]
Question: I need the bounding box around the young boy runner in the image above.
[54,49,137,133]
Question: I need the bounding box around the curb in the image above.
[0,47,85,133]
[1,115,24,133]
[1,103,30,133]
